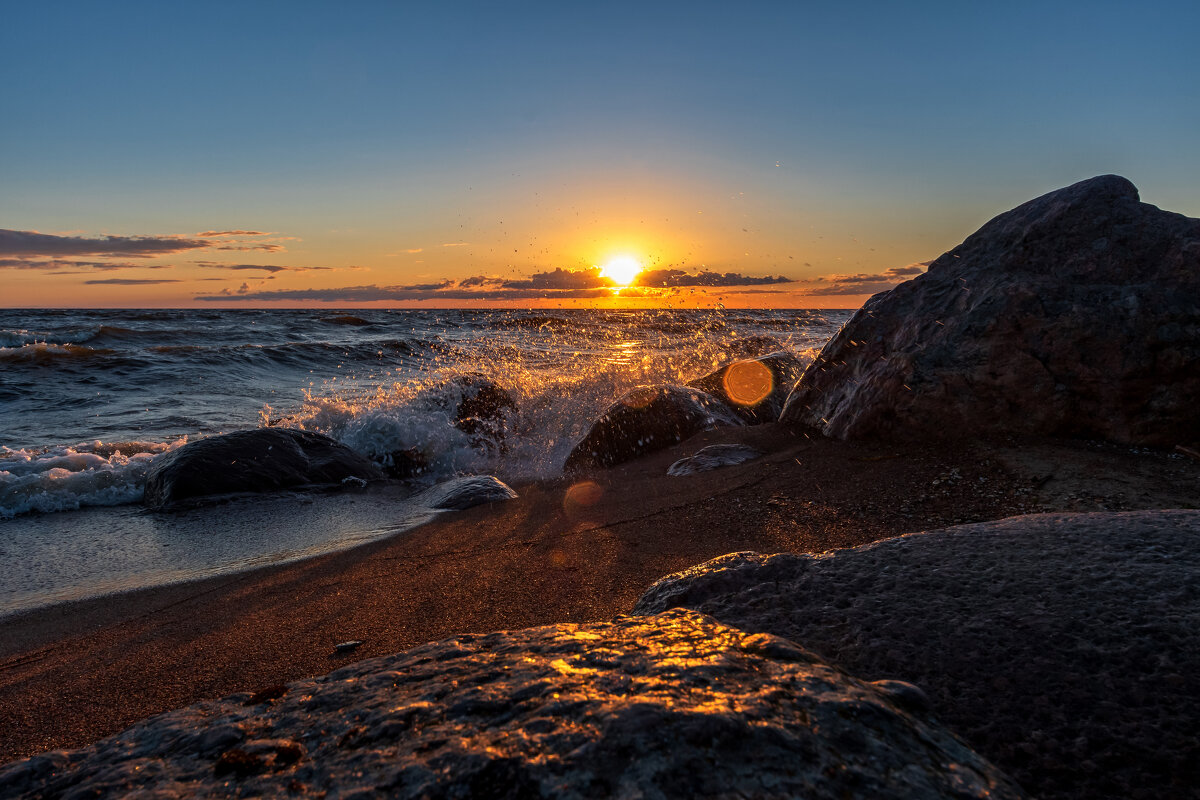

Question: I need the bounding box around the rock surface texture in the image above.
[565,385,743,471]
[667,443,763,476]
[635,511,1200,800]
[781,175,1200,446]
[687,350,809,424]
[143,428,384,510]
[420,475,518,510]
[0,610,1024,800]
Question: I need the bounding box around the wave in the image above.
[0,439,185,519]
[0,343,117,365]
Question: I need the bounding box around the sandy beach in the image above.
[2,422,1195,764]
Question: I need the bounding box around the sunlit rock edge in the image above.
[0,609,1023,800]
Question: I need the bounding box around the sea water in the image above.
[0,308,849,612]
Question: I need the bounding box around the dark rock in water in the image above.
[565,385,744,471]
[143,428,384,510]
[421,475,517,510]
[450,373,517,451]
[688,350,809,423]
[380,447,428,479]
[0,609,1025,799]
[320,315,371,326]
[667,444,763,476]
[634,511,1200,800]
[781,175,1200,446]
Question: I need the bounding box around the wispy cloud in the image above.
[84,278,182,285]
[441,242,470,247]
[193,262,350,273]
[634,269,792,288]
[799,263,928,296]
[195,230,269,237]
[0,229,209,257]
[214,243,287,252]
[0,258,173,271]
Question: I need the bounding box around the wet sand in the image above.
[1,424,1196,762]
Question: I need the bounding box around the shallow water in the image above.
[0,308,849,613]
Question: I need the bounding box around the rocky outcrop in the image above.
[781,175,1200,446]
[0,610,1024,800]
[667,443,763,476]
[635,511,1200,800]
[143,428,384,510]
[564,386,743,471]
[688,350,808,423]
[420,475,518,510]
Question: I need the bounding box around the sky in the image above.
[2,0,1197,308]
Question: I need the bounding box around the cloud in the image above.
[799,262,928,296]
[0,258,173,271]
[441,242,470,247]
[633,269,792,288]
[403,248,423,254]
[83,278,182,285]
[195,265,805,303]
[194,262,340,273]
[215,244,287,252]
[0,229,209,257]
[195,230,269,237]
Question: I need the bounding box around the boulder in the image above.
[634,511,1200,800]
[143,428,384,510]
[688,350,809,423]
[564,385,743,471]
[420,475,518,510]
[667,443,763,476]
[0,609,1025,800]
[781,175,1200,446]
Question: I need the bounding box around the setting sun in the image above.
[600,257,643,286]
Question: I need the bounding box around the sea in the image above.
[0,308,849,613]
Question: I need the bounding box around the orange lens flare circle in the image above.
[722,360,773,406]
[563,481,604,514]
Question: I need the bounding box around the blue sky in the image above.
[2,0,1197,306]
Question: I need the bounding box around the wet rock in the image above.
[565,385,744,471]
[421,475,517,510]
[667,444,763,476]
[449,373,518,452]
[143,428,385,510]
[379,447,429,479]
[781,175,1200,446]
[634,511,1200,800]
[689,350,809,423]
[0,610,1025,800]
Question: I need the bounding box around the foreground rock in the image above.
[565,385,743,471]
[0,609,1024,800]
[636,511,1200,800]
[688,350,808,423]
[782,175,1200,446]
[143,428,384,510]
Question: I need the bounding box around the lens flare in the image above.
[722,359,773,406]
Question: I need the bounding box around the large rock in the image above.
[687,350,809,423]
[781,175,1200,446]
[635,511,1200,800]
[0,609,1024,800]
[143,428,384,510]
[564,385,743,471]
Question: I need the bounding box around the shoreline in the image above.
[2,423,1197,762]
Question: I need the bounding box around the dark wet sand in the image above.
[1,424,1195,762]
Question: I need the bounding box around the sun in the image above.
[600,256,643,287]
